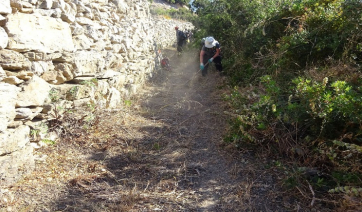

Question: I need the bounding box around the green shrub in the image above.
[195,0,362,207]
[150,7,195,22]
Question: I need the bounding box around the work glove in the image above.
[200,63,204,70]
[208,58,214,63]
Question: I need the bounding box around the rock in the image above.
[0,83,19,132]
[5,13,74,53]
[0,0,11,14]
[39,0,54,10]
[0,49,32,70]
[106,87,121,108]
[0,0,195,188]
[0,144,34,186]
[0,125,30,155]
[0,66,6,81]
[73,34,93,50]
[73,50,105,77]
[31,61,54,76]
[5,70,34,80]
[54,63,74,81]
[16,75,52,107]
[60,2,76,23]
[3,76,24,85]
[0,27,8,49]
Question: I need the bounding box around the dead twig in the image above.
[306,180,316,206]
[296,185,339,205]
[144,180,150,192]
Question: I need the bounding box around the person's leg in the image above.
[181,40,185,51]
[202,55,211,76]
[177,43,181,52]
[178,41,184,56]
[213,56,222,72]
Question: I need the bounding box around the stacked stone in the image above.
[0,0,194,186]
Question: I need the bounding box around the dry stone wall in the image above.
[0,0,194,187]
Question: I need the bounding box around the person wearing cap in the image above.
[200,36,222,76]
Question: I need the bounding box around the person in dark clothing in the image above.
[199,36,222,76]
[175,26,186,54]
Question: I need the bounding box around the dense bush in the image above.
[193,0,362,209]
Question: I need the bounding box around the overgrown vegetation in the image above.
[193,0,362,209]
[161,0,188,5]
[150,6,196,22]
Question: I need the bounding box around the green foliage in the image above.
[124,100,132,107]
[49,88,60,103]
[153,142,161,150]
[81,78,97,87]
[42,139,56,145]
[226,62,256,86]
[150,7,195,22]
[195,0,362,139]
[195,0,362,206]
[331,171,362,185]
[221,74,362,204]
[222,86,246,108]
[163,0,188,5]
[329,186,362,197]
[290,77,362,138]
[243,74,362,143]
[30,122,49,142]
[68,86,78,99]
[30,129,39,137]
[193,0,362,79]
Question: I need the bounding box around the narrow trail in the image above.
[138,47,239,210]
[114,47,295,211]
[5,47,296,212]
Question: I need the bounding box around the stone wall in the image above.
[0,0,194,187]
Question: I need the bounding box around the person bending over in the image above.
[199,37,222,76]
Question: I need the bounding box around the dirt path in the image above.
[136,48,239,211]
[2,48,296,212]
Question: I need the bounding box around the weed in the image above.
[87,102,96,112]
[81,78,97,87]
[153,142,161,150]
[49,88,60,103]
[42,139,56,145]
[68,86,78,99]
[30,129,40,140]
[329,186,362,197]
[274,160,282,167]
[285,176,298,189]
[124,100,132,107]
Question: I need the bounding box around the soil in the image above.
[1,48,322,212]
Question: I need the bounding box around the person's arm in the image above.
[208,48,220,63]
[212,48,220,60]
[200,50,205,70]
[200,50,205,63]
